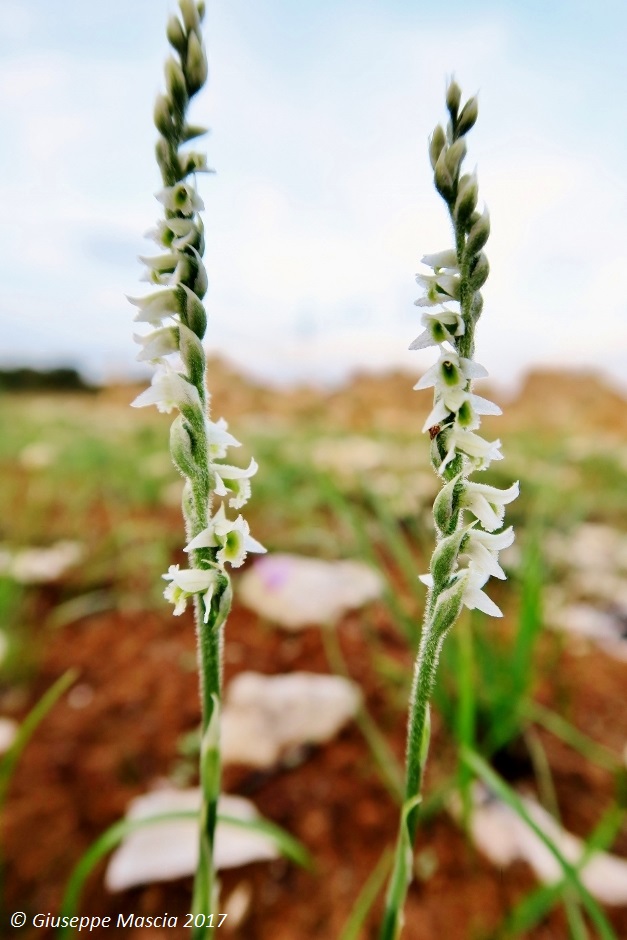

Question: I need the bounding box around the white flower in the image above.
[462,526,515,581]
[415,272,461,307]
[127,289,180,325]
[422,389,501,433]
[212,458,259,509]
[461,481,519,531]
[414,350,488,393]
[162,564,218,622]
[460,567,503,618]
[421,249,459,272]
[439,427,503,474]
[156,182,204,216]
[133,327,179,362]
[185,504,266,569]
[131,367,201,414]
[138,252,179,278]
[409,308,465,351]
[206,418,241,460]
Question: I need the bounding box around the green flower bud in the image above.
[429,125,446,170]
[179,0,200,32]
[430,527,466,587]
[433,476,461,535]
[170,414,197,478]
[457,96,478,136]
[154,94,173,136]
[166,15,186,54]
[469,252,489,290]
[465,208,490,258]
[454,174,478,225]
[197,0,206,20]
[189,247,208,299]
[446,79,462,120]
[179,283,207,337]
[165,56,188,113]
[430,574,467,639]
[434,148,454,201]
[179,322,206,387]
[444,138,466,178]
[185,30,208,95]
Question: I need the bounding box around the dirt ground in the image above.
[4,590,627,939]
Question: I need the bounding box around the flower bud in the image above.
[429,125,446,170]
[469,252,489,290]
[432,476,461,535]
[166,15,186,54]
[189,247,208,298]
[179,322,206,386]
[179,0,200,32]
[179,283,207,337]
[446,79,462,119]
[430,574,467,639]
[444,138,466,178]
[430,528,466,587]
[197,0,206,20]
[457,96,478,136]
[465,208,490,258]
[434,148,454,201]
[454,174,478,225]
[165,56,188,112]
[170,414,197,478]
[154,94,173,136]
[185,31,208,95]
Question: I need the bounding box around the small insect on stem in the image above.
[428,424,441,440]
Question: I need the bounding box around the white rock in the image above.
[8,541,83,584]
[222,671,361,768]
[19,442,57,469]
[238,554,383,629]
[464,784,627,906]
[105,789,278,893]
[0,717,18,754]
[547,603,627,661]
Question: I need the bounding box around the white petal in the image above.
[464,587,503,618]
[409,330,437,351]
[470,394,502,416]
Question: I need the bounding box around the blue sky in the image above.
[1,0,626,390]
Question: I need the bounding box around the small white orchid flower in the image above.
[415,272,461,306]
[131,367,201,414]
[460,566,503,618]
[414,350,488,393]
[461,480,519,531]
[156,182,204,216]
[439,427,503,474]
[409,308,465,351]
[133,327,179,362]
[162,564,218,622]
[421,249,459,272]
[422,388,501,433]
[185,504,266,569]
[206,417,241,460]
[212,458,259,509]
[462,526,515,581]
[127,289,180,325]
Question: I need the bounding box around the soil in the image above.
[3,592,627,940]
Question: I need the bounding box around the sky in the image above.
[0,0,626,392]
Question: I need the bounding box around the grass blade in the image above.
[338,847,393,940]
[462,748,618,940]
